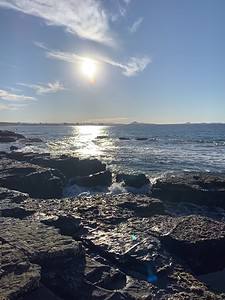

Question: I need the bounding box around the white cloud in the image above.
[101,56,151,77]
[19,81,65,95]
[129,17,143,33]
[41,45,151,77]
[0,89,36,101]
[0,0,113,45]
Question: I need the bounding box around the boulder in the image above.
[6,152,106,180]
[0,130,25,143]
[116,173,150,188]
[72,170,112,187]
[152,173,225,208]
[10,145,18,151]
[0,156,65,199]
[159,215,225,274]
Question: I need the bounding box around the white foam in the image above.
[63,181,153,198]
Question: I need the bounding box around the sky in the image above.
[0,0,224,124]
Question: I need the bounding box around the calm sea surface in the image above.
[1,124,225,178]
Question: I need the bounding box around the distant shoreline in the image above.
[0,122,225,126]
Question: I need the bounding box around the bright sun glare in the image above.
[81,58,97,83]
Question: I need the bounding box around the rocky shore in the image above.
[1,130,225,299]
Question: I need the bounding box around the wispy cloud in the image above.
[0,0,113,45]
[36,44,151,77]
[18,81,65,95]
[0,89,36,101]
[129,17,143,33]
[101,56,151,77]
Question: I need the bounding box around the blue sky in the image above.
[0,0,224,123]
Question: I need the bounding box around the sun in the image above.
[81,58,97,83]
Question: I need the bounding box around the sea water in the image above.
[0,123,225,179]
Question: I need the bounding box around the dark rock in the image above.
[41,215,82,238]
[10,146,19,151]
[73,170,112,187]
[3,192,225,299]
[0,217,85,299]
[25,138,43,143]
[117,197,165,217]
[0,187,29,203]
[1,207,34,219]
[6,152,106,180]
[0,241,41,300]
[116,173,150,188]
[21,283,63,300]
[0,130,25,143]
[119,137,130,140]
[152,173,225,208]
[0,156,64,199]
[135,137,148,141]
[159,215,225,275]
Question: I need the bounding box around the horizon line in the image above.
[0,121,225,126]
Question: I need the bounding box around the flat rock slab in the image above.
[0,241,40,300]
[152,173,225,208]
[0,217,85,299]
[0,188,35,219]
[158,215,225,274]
[1,188,225,299]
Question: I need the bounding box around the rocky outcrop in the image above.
[6,152,106,180]
[1,146,225,299]
[10,146,18,151]
[1,188,225,299]
[0,241,40,300]
[116,173,150,188]
[158,215,225,274]
[0,217,85,299]
[152,173,225,208]
[0,130,25,143]
[0,155,64,198]
[72,170,112,187]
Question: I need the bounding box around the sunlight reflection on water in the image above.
[1,124,225,176]
[75,125,106,157]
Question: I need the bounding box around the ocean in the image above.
[1,123,225,180]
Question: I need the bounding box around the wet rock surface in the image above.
[152,173,225,208]
[158,215,225,274]
[0,130,25,143]
[0,241,41,300]
[1,148,225,299]
[72,170,112,187]
[116,173,150,188]
[6,152,106,180]
[0,216,85,300]
[0,154,64,199]
[1,188,225,299]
